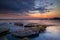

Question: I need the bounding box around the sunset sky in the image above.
[0,0,60,19]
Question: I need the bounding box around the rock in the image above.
[24,23,39,27]
[14,22,23,26]
[11,23,47,37]
[22,37,29,40]
[0,28,9,36]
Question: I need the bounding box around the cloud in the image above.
[0,0,34,12]
[31,0,56,13]
[0,0,57,14]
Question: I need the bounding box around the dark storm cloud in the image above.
[0,0,56,14]
[0,0,34,13]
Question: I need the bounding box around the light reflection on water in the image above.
[0,20,60,40]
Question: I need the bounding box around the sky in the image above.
[0,0,60,19]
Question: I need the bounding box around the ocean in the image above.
[0,20,60,40]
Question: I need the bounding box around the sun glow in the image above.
[28,10,59,18]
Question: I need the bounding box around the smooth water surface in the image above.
[0,20,60,40]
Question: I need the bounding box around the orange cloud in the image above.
[0,10,60,19]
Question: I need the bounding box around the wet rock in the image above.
[0,28,9,36]
[11,23,47,38]
[14,22,23,26]
[24,23,39,27]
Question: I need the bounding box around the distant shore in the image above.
[0,17,60,20]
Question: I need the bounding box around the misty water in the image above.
[0,20,60,40]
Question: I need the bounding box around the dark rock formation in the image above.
[14,22,23,26]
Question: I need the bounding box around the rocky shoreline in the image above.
[10,23,47,37]
[0,22,47,38]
